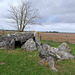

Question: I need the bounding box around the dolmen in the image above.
[0,32,41,50]
[0,32,74,72]
[38,43,74,72]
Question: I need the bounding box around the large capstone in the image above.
[38,44,61,59]
[39,43,74,60]
[21,38,37,51]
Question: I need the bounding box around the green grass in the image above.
[0,41,75,75]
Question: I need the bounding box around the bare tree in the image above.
[8,0,39,32]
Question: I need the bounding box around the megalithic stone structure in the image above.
[0,31,74,72]
[0,32,41,50]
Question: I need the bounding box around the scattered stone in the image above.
[40,57,58,72]
[57,51,74,60]
[58,43,71,52]
[38,44,61,59]
[38,42,74,72]
[49,47,61,59]
[38,44,50,58]
[0,41,6,49]
[21,38,37,51]
[50,47,59,53]
[51,68,58,72]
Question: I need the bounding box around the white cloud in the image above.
[25,23,75,33]
[0,0,75,32]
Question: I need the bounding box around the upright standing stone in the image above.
[34,32,41,47]
[58,43,71,52]
[21,38,37,51]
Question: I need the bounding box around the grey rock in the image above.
[38,42,74,72]
[40,56,58,72]
[50,47,59,53]
[57,43,74,60]
[39,43,74,60]
[49,47,61,59]
[58,43,71,52]
[0,41,6,49]
[34,32,41,47]
[57,51,74,60]
[51,68,58,72]
[38,44,61,59]
[38,44,50,58]
[21,38,37,51]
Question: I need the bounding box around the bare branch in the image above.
[7,0,40,32]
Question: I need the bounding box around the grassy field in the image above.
[0,41,75,75]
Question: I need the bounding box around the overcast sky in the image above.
[0,0,75,32]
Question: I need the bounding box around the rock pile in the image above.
[38,43,74,72]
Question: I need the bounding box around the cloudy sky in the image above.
[0,0,75,33]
